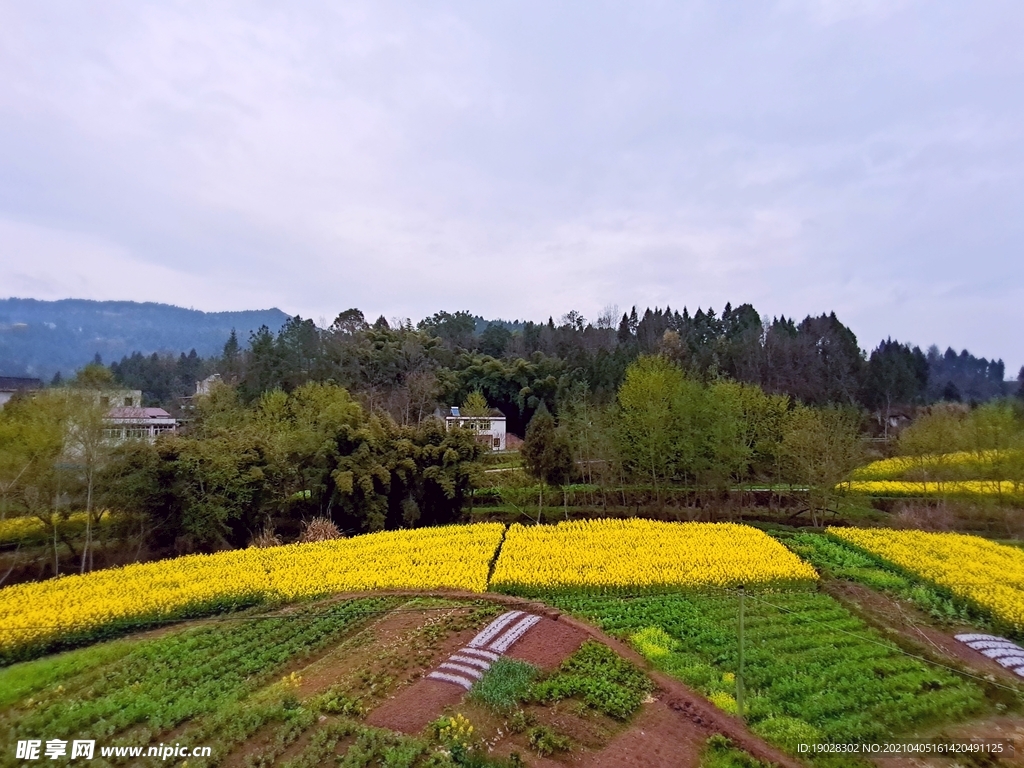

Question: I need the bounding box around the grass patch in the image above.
[470,657,538,711]
[528,639,653,721]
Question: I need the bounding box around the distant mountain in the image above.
[0,298,291,379]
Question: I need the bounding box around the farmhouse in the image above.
[77,388,178,443]
[444,406,507,451]
[103,405,178,442]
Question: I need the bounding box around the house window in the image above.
[492,437,500,448]
[124,396,133,406]
[478,420,490,431]
[100,396,110,407]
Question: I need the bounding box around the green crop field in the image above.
[543,590,986,765]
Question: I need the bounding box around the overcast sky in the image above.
[1,1,1022,371]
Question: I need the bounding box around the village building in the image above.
[103,405,178,442]
[443,406,507,451]
[79,389,178,443]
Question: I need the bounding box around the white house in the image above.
[444,406,507,451]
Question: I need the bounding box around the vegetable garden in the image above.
[2,519,1023,766]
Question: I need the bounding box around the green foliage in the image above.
[529,640,654,720]
[470,657,538,711]
[615,356,789,500]
[522,405,574,488]
[526,726,571,756]
[71,362,116,388]
[547,591,984,757]
[96,382,484,550]
[881,402,1024,492]
[507,709,535,733]
[700,734,773,768]
[461,391,491,417]
[0,598,390,745]
[779,404,863,522]
[751,716,822,754]
[630,626,679,659]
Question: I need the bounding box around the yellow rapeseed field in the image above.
[829,527,1024,632]
[490,519,818,592]
[0,522,505,659]
[0,511,112,544]
[851,451,984,481]
[846,480,1022,498]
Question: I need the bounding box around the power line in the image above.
[3,588,1022,697]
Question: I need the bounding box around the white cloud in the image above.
[0,1,1022,371]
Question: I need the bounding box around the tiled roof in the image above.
[106,407,174,420]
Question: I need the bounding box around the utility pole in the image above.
[737,584,745,721]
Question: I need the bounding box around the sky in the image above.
[0,1,1022,373]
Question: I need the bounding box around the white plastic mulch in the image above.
[426,610,542,690]
[955,633,1024,677]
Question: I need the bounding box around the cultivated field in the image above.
[2,520,1023,767]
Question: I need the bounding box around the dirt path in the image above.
[824,580,1024,688]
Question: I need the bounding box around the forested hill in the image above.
[0,298,290,379]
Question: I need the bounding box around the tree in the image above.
[418,310,477,351]
[72,362,115,389]
[862,339,928,437]
[780,405,862,526]
[898,404,967,493]
[61,391,111,572]
[522,404,574,522]
[479,323,512,358]
[461,391,490,417]
[616,356,684,504]
[331,308,368,336]
[221,329,241,381]
[0,391,75,573]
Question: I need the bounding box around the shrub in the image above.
[529,640,653,721]
[527,726,571,756]
[249,526,282,548]
[297,516,344,543]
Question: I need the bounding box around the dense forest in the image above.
[2,302,1023,582]
[107,304,1017,432]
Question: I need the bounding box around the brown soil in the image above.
[364,612,501,734]
[581,697,704,768]
[365,677,468,734]
[294,603,437,699]
[223,601,498,767]
[506,617,589,671]
[872,714,1024,768]
[824,580,1024,688]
